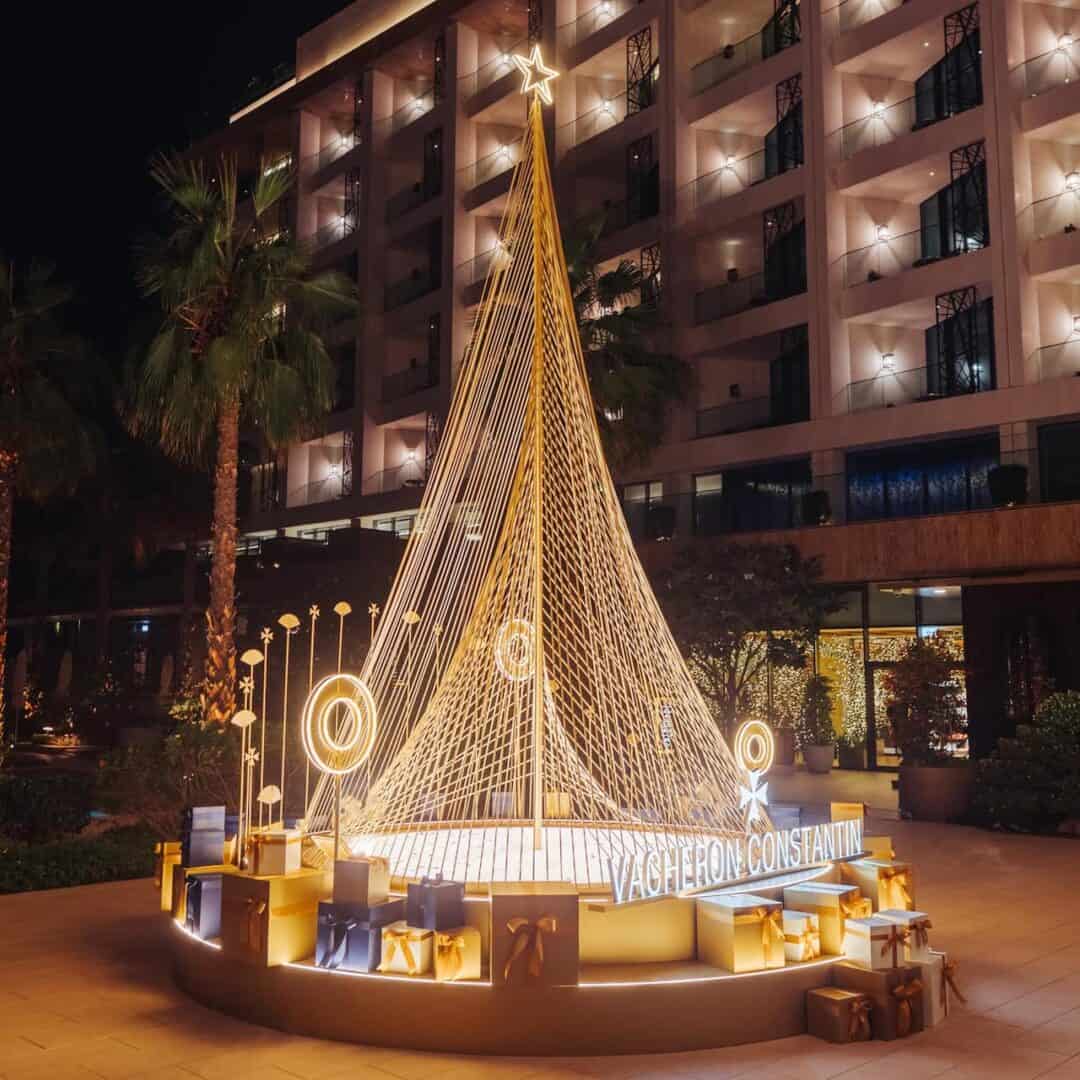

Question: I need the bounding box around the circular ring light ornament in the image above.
[301,673,378,776]
[733,719,775,775]
[494,618,535,682]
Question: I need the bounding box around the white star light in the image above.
[739,769,769,825]
[513,45,559,105]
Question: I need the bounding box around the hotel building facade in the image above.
[192,0,1080,766]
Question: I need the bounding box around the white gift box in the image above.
[914,949,951,1027]
[842,858,914,912]
[251,828,302,876]
[878,908,934,962]
[379,921,434,976]
[842,915,909,971]
[782,910,820,962]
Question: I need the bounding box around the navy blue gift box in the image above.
[182,805,226,831]
[185,872,224,940]
[315,897,405,971]
[181,827,225,867]
[406,876,465,931]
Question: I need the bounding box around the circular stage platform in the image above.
[170,916,841,1055]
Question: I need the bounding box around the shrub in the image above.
[801,674,835,745]
[0,825,155,894]
[973,690,1080,832]
[0,772,94,842]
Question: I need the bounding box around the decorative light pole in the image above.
[277,613,301,823]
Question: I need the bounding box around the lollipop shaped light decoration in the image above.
[277,612,301,819]
[301,672,378,859]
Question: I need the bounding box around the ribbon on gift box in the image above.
[881,867,913,910]
[319,911,359,970]
[847,995,873,1040]
[436,930,467,980]
[244,897,268,953]
[892,978,923,1037]
[756,908,784,952]
[879,925,910,968]
[840,896,873,921]
[185,877,202,933]
[941,956,966,1012]
[784,927,820,960]
[504,914,557,982]
[910,916,932,949]
[382,924,421,974]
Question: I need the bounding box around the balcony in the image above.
[684,151,766,211]
[303,133,361,177]
[1019,188,1080,242]
[376,91,436,139]
[557,0,638,50]
[840,226,984,288]
[384,267,440,312]
[310,215,358,252]
[459,138,523,193]
[1034,338,1080,382]
[555,77,658,155]
[822,0,903,35]
[690,3,800,95]
[288,473,351,509]
[383,363,437,402]
[385,180,440,223]
[842,361,995,412]
[1017,37,1080,100]
[366,459,426,495]
[694,267,806,324]
[460,44,523,100]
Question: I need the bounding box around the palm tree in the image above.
[129,155,357,726]
[564,213,692,469]
[0,258,96,735]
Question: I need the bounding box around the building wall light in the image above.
[870,100,886,119]
[1059,33,1074,51]
[1066,171,1080,192]
[1072,314,1080,335]
[724,155,737,169]
[876,224,891,242]
[880,352,896,372]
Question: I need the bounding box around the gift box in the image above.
[807,986,873,1043]
[783,910,821,962]
[171,862,236,923]
[490,881,579,987]
[220,866,332,966]
[580,895,696,964]
[183,805,226,831]
[783,882,872,955]
[181,827,225,868]
[184,872,224,940]
[864,836,895,860]
[833,960,925,1040]
[697,893,785,973]
[379,921,434,975]
[250,828,302,877]
[878,909,933,962]
[434,925,482,981]
[315,902,385,971]
[914,949,963,1027]
[334,856,390,906]
[841,858,914,912]
[843,916,909,971]
[406,876,466,931]
[154,840,182,912]
[830,802,866,824]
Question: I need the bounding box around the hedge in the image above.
[0,825,155,894]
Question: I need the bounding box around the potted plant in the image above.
[884,635,972,822]
[837,731,866,770]
[800,674,836,774]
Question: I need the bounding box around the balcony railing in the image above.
[459,245,510,288]
[691,5,800,95]
[288,474,350,508]
[384,267,440,311]
[310,216,358,251]
[304,132,361,175]
[460,41,524,99]
[1018,189,1080,242]
[693,268,806,324]
[1016,38,1080,99]
[383,364,438,401]
[578,191,659,240]
[829,96,918,160]
[822,0,903,36]
[375,90,436,138]
[557,0,638,50]
[1035,338,1080,382]
[366,459,426,495]
[555,77,658,154]
[840,226,985,288]
[459,137,523,192]
[695,396,772,436]
[683,150,766,211]
[385,180,440,222]
[843,362,997,412]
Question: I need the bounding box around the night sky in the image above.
[3,1,348,354]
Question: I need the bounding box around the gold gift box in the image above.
[220,867,331,966]
[697,893,785,973]
[863,836,895,860]
[379,921,434,976]
[490,881,579,987]
[783,910,821,962]
[170,862,237,923]
[155,840,182,913]
[783,882,872,955]
[841,858,915,912]
[581,896,696,964]
[433,924,482,981]
[250,829,302,877]
[333,855,390,906]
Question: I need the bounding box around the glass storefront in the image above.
[738,582,967,768]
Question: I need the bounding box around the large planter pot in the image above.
[774,730,796,767]
[800,489,832,526]
[837,743,866,770]
[898,762,974,822]
[988,464,1028,507]
[803,743,835,774]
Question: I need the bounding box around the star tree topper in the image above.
[514,45,558,105]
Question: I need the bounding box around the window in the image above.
[925,294,994,397]
[694,459,811,535]
[1039,421,1080,503]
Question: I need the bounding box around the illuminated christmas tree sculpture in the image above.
[306,51,764,886]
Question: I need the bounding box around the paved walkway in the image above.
[1,816,1079,1079]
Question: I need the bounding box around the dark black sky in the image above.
[3,1,348,352]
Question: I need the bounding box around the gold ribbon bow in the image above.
[840,896,872,921]
[784,928,819,960]
[848,996,873,1040]
[879,925,910,968]
[245,898,267,954]
[435,931,466,981]
[941,957,966,1011]
[892,978,923,1037]
[382,925,419,974]
[756,908,784,953]
[910,916,932,949]
[504,914,557,983]
[881,867,913,909]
